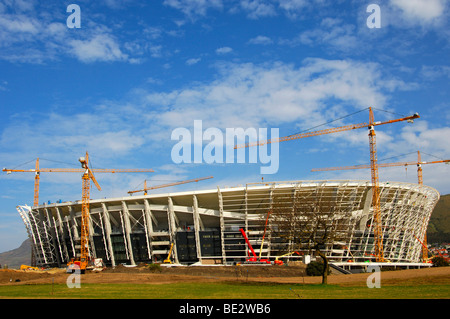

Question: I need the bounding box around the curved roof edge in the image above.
[34,179,440,209]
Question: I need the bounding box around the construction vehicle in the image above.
[20,265,40,271]
[235,107,420,262]
[128,176,213,195]
[91,258,106,271]
[273,251,301,265]
[164,243,174,264]
[239,228,272,265]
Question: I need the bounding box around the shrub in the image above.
[431,256,449,267]
[148,263,162,272]
[306,261,329,276]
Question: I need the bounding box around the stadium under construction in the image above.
[17,179,439,270]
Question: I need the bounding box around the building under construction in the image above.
[17,180,439,268]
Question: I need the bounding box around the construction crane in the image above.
[311,151,449,181]
[128,176,214,195]
[164,243,175,264]
[239,228,272,265]
[274,251,301,265]
[311,150,449,262]
[235,107,420,262]
[67,153,102,273]
[3,157,155,207]
[3,152,154,272]
[66,152,155,273]
[66,152,154,273]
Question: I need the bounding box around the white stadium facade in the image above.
[17,180,439,268]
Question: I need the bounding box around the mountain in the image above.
[427,194,450,243]
[0,238,31,269]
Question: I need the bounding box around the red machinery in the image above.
[239,228,272,265]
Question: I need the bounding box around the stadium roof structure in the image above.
[17,180,439,268]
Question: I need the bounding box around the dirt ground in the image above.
[1,264,449,287]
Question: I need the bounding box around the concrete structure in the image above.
[17,180,439,268]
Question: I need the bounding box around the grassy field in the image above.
[0,281,449,299]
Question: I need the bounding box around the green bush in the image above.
[148,263,162,272]
[306,261,329,276]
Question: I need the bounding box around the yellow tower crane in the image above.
[3,156,155,207]
[128,176,213,195]
[310,150,449,179]
[3,152,155,273]
[311,150,449,262]
[235,107,420,262]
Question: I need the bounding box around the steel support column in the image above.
[143,199,154,262]
[121,201,136,266]
[102,203,116,267]
[217,187,226,264]
[167,197,179,264]
[192,195,203,263]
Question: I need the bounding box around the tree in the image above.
[432,256,449,267]
[270,191,352,284]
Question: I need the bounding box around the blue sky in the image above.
[0,0,449,252]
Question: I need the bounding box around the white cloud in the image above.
[277,0,308,18]
[140,59,408,132]
[69,33,129,63]
[0,110,146,166]
[420,65,450,80]
[240,0,277,19]
[248,35,273,45]
[0,4,158,64]
[163,0,325,20]
[290,18,359,53]
[0,80,8,91]
[1,0,37,13]
[186,57,201,65]
[390,0,446,23]
[215,46,233,54]
[398,122,450,155]
[163,0,223,18]
[0,59,419,177]
[0,13,40,34]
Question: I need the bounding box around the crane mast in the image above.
[78,153,100,270]
[33,158,40,207]
[368,108,384,261]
